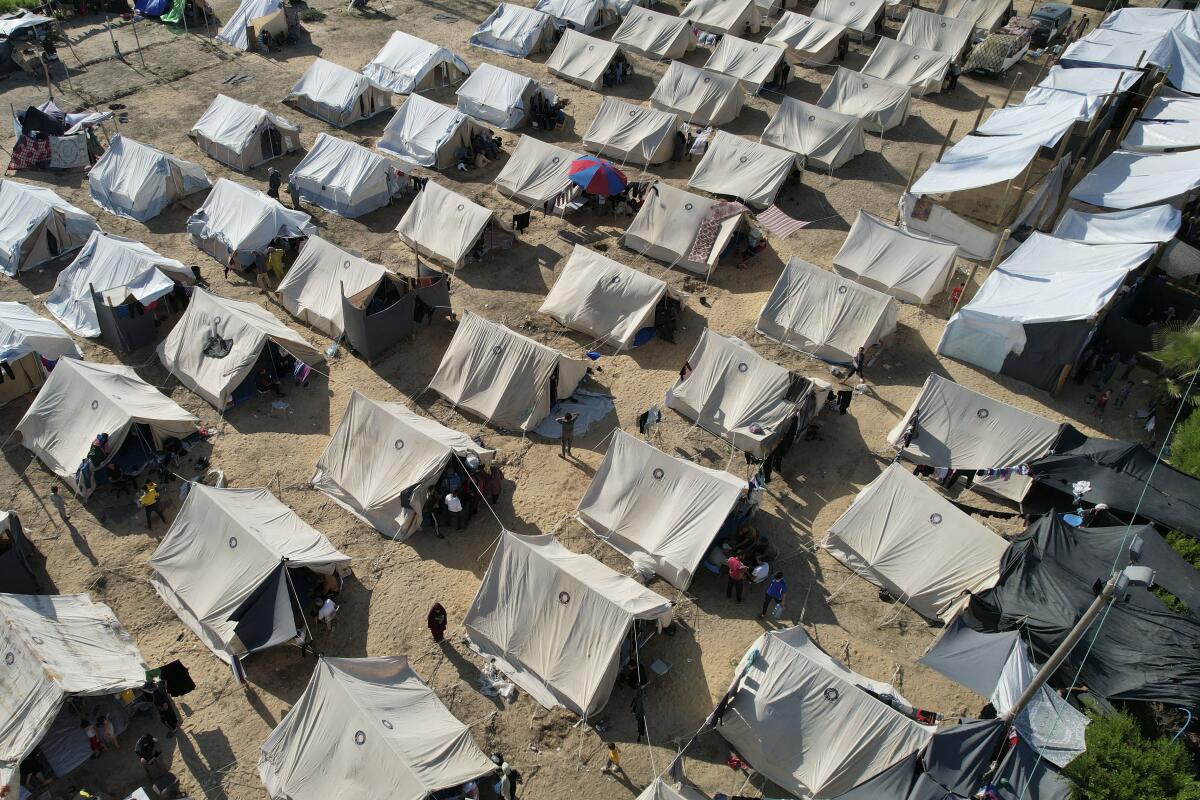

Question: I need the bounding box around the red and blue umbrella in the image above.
[568,156,628,197]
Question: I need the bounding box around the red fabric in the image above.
[728,556,748,580]
[687,201,748,263]
[8,136,50,171]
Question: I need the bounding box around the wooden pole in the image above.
[1114,107,1138,149]
[972,95,990,132]
[953,228,1011,316]
[131,14,147,69]
[895,153,923,225]
[936,119,957,161]
[1044,159,1087,231]
[105,16,120,58]
[1004,157,1039,227]
[1001,70,1022,108]
[1084,129,1112,175]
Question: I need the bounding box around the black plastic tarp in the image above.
[0,512,40,594]
[923,719,1008,797]
[965,515,1200,708]
[993,739,1073,800]
[1028,430,1200,540]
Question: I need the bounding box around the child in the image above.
[601,742,622,775]
[1094,390,1111,419]
[1114,380,1134,409]
[84,720,103,758]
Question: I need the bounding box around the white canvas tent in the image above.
[149,484,351,663]
[157,288,323,410]
[680,0,761,35]
[756,257,898,362]
[187,178,315,264]
[818,67,912,133]
[832,210,959,304]
[1069,149,1200,210]
[313,391,494,540]
[887,373,1063,502]
[539,245,678,348]
[0,302,78,404]
[46,232,193,337]
[0,594,146,795]
[935,0,1011,34]
[455,62,542,129]
[765,13,846,66]
[688,131,795,208]
[1123,95,1200,153]
[762,98,865,171]
[16,359,198,495]
[395,181,512,268]
[429,311,590,431]
[534,0,617,32]
[863,37,951,96]
[546,29,622,89]
[258,657,494,800]
[289,132,400,218]
[1022,66,1140,123]
[470,3,555,57]
[464,531,673,716]
[284,59,392,128]
[87,134,211,221]
[898,9,973,59]
[276,235,390,338]
[578,430,743,589]
[376,94,489,171]
[217,0,280,50]
[649,62,745,127]
[361,31,471,94]
[611,6,694,60]
[494,135,579,205]
[0,179,98,276]
[190,94,300,172]
[715,627,934,799]
[667,329,806,458]
[812,0,885,34]
[623,182,751,275]
[704,35,785,94]
[635,781,707,800]
[825,463,1008,621]
[1053,205,1181,245]
[582,98,679,165]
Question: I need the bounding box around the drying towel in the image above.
[687,201,750,263]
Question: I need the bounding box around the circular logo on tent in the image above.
[823,687,839,702]
[629,110,638,117]
[652,468,665,480]
[808,115,816,122]
[737,362,749,373]
[228,536,238,549]
[940,21,947,27]
[862,82,870,89]
[91,400,99,410]
[551,156,560,164]
[492,345,504,356]
[684,203,694,210]
[739,156,748,163]
[213,315,222,325]
[609,276,622,286]
[456,204,465,211]
[354,730,366,745]
[4,653,12,666]
[342,259,352,270]
[930,513,943,525]
[977,408,990,419]
[913,54,921,60]
[381,719,394,730]
[588,45,594,51]
[703,76,711,83]
[30,636,43,645]
[838,285,848,294]
[558,591,571,605]
[394,439,405,450]
[752,46,759,51]
[849,1,855,5]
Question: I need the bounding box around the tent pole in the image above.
[952,228,1009,316]
[1044,159,1087,231]
[131,14,147,69]
[106,16,120,58]
[971,95,989,133]
[894,154,922,226]
[1001,70,1021,108]
[935,119,956,162]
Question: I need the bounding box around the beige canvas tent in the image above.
[898,8,973,59]
[190,94,301,171]
[688,131,796,208]
[812,0,885,35]
[16,359,198,496]
[276,235,391,339]
[258,657,494,800]
[704,35,785,94]
[284,59,392,128]
[715,627,934,798]
[464,531,673,716]
[583,98,679,166]
[494,135,579,206]
[157,288,323,410]
[0,179,98,276]
[649,62,745,127]
[863,37,951,96]
[469,3,556,57]
[361,31,471,94]
[578,430,744,589]
[539,245,682,348]
[935,0,1012,34]
[668,329,810,458]
[455,62,544,129]
[756,257,898,362]
[395,181,513,269]
[825,463,1008,621]
[762,97,866,171]
[635,780,707,800]
[376,94,489,171]
[832,210,959,304]
[611,6,695,59]
[819,67,912,133]
[312,391,494,540]
[289,132,401,218]
[623,182,751,275]
[765,12,846,65]
[149,484,351,664]
[681,0,761,34]
[887,374,1063,502]
[186,178,315,265]
[87,135,212,223]
[0,302,79,406]
[0,594,146,796]
[546,28,623,89]
[429,311,590,432]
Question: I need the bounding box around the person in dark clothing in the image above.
[836,389,854,415]
[266,167,282,200]
[427,602,448,643]
[152,680,180,736]
[256,368,284,397]
[841,347,866,384]
[135,733,161,774]
[556,412,580,458]
[631,690,647,743]
[945,62,961,91]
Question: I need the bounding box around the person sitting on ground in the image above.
[135,732,160,774]
[256,368,284,397]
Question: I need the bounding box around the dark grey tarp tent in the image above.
[1027,429,1200,540]
[0,511,40,594]
[340,261,451,364]
[964,514,1200,708]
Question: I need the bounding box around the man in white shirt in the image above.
[317,598,338,630]
[444,492,465,531]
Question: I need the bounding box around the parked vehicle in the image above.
[1029,2,1072,46]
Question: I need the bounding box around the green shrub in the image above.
[1170,412,1200,479]
[1065,712,1200,800]
[298,7,324,20]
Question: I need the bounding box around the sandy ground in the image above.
[0,0,1159,798]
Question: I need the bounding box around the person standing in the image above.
[1094,390,1111,419]
[759,572,787,619]
[49,486,69,523]
[556,412,579,458]
[427,602,448,643]
[266,245,286,283]
[631,690,647,743]
[726,554,748,603]
[484,463,503,505]
[444,491,465,531]
[140,482,166,529]
[99,715,119,749]
[152,681,179,737]
[255,254,272,295]
[287,177,301,210]
[600,743,623,776]
[841,347,866,384]
[1114,380,1134,409]
[266,167,282,200]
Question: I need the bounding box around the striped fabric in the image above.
[756,205,809,239]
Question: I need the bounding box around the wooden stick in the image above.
[952,228,1011,316]
[972,95,990,132]
[1001,70,1022,108]
[936,120,957,161]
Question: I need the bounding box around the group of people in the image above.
[425,457,504,535]
[529,93,567,131]
[601,54,632,88]
[720,524,782,611]
[454,131,504,172]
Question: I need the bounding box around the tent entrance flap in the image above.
[230,564,288,654]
